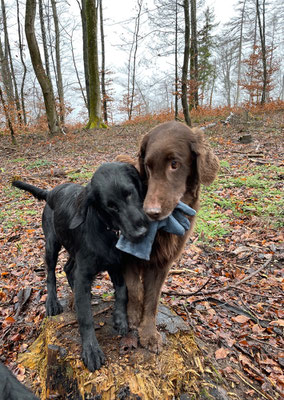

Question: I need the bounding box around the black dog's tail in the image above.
[12,180,48,201]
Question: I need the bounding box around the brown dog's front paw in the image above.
[138,326,162,354]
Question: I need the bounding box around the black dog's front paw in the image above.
[82,341,105,372]
[113,311,128,336]
[46,296,63,316]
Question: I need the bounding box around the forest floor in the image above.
[0,110,283,400]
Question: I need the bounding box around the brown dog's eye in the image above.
[170,160,179,170]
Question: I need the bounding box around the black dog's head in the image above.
[69,162,149,242]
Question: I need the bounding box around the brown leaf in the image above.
[232,315,250,324]
[269,319,284,327]
[215,347,230,360]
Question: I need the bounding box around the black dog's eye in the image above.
[108,202,119,212]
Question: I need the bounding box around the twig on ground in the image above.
[162,277,212,296]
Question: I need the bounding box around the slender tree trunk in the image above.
[85,0,105,128]
[38,0,51,81]
[51,0,65,125]
[0,39,14,102]
[81,0,90,113]
[99,0,107,123]
[235,0,246,106]
[1,0,22,125]
[189,0,198,110]
[25,0,60,135]
[181,0,191,126]
[256,0,267,104]
[174,0,178,120]
[16,0,27,125]
[0,85,16,144]
[70,27,88,107]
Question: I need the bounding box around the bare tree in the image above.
[51,0,65,124]
[38,0,51,81]
[25,0,60,135]
[181,0,191,126]
[189,0,198,110]
[99,0,107,123]
[16,0,27,125]
[126,0,143,121]
[1,0,22,124]
[256,0,268,104]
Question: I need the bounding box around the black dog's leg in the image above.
[64,257,75,290]
[108,268,128,336]
[45,238,63,316]
[74,262,105,371]
[0,362,39,400]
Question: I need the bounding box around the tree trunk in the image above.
[99,0,108,124]
[85,0,106,128]
[16,0,27,125]
[18,299,233,399]
[38,0,51,82]
[174,0,178,120]
[25,0,60,136]
[0,85,16,144]
[181,0,191,126]
[189,0,198,110]
[1,0,22,125]
[51,0,65,125]
[235,0,246,106]
[81,0,90,114]
[0,39,14,103]
[256,0,267,104]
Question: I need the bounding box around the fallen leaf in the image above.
[232,315,250,324]
[269,319,284,327]
[215,347,230,360]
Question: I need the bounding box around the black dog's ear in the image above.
[127,164,145,198]
[69,186,93,229]
[138,133,149,181]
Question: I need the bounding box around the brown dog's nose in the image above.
[145,207,161,220]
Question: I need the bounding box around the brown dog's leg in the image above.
[138,264,170,353]
[124,264,144,329]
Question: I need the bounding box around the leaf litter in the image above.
[0,113,283,399]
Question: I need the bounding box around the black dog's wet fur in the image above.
[12,162,149,371]
[0,362,39,400]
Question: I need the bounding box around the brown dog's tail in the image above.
[12,180,48,201]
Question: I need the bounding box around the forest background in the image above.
[0,0,283,399]
[0,0,284,136]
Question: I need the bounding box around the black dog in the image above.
[12,162,149,371]
[0,362,39,400]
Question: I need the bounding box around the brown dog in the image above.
[118,121,220,353]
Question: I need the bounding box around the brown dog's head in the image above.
[138,121,219,220]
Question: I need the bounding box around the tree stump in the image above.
[19,299,230,399]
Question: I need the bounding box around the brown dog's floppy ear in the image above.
[69,187,92,229]
[138,133,149,180]
[190,128,220,186]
